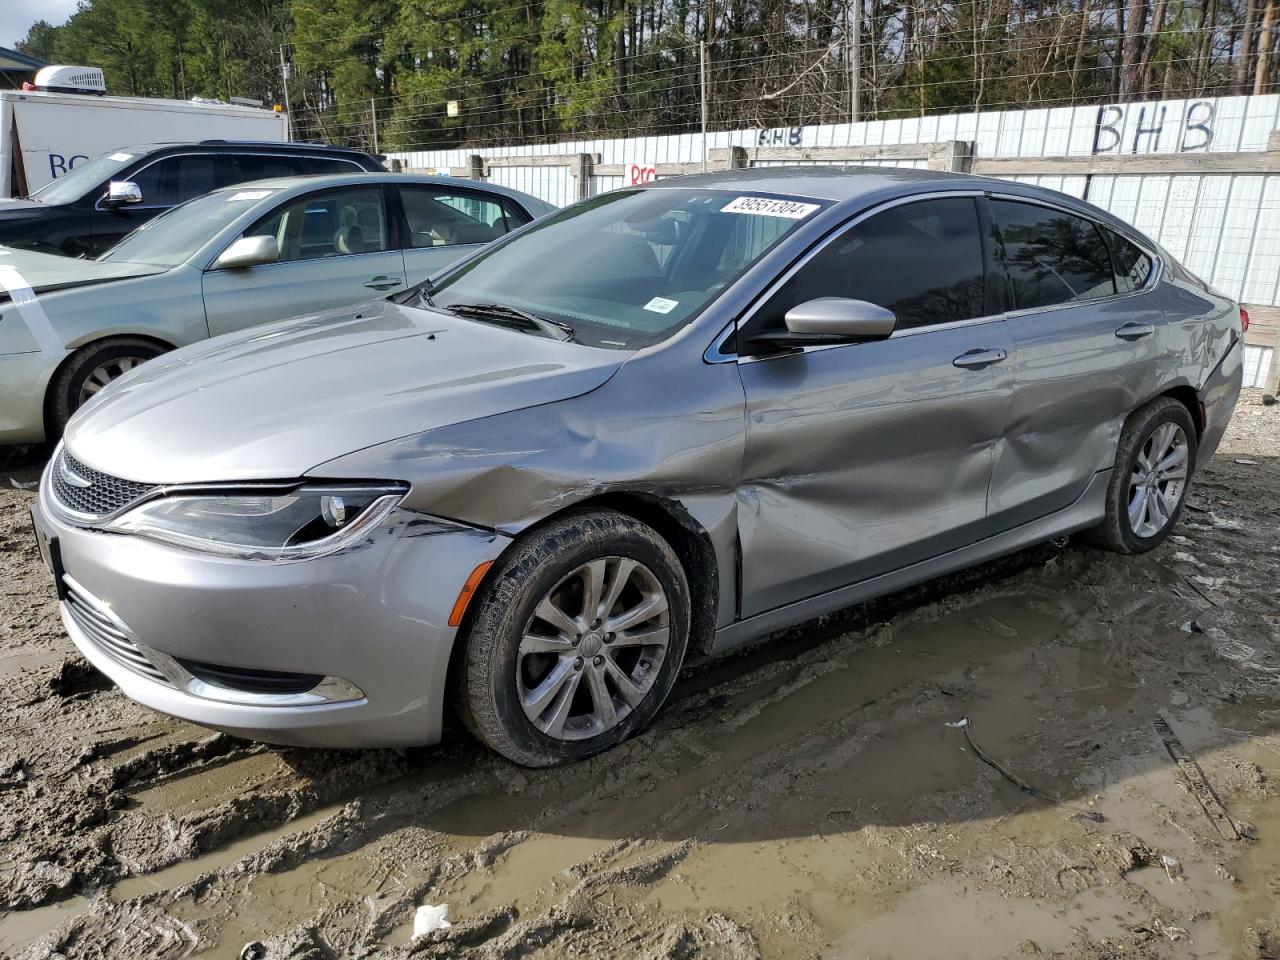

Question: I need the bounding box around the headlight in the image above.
[106,484,407,561]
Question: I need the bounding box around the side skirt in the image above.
[709,468,1112,656]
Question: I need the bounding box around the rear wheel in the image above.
[453,509,690,767]
[48,337,165,438]
[1079,397,1197,554]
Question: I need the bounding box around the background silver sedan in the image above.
[0,173,555,444]
[33,168,1242,766]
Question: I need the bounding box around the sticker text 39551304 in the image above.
[721,196,821,219]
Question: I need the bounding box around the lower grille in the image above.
[63,577,172,687]
[176,659,323,695]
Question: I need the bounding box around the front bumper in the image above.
[0,351,56,445]
[32,476,510,748]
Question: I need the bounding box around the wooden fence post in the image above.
[574,153,593,200]
[928,141,972,172]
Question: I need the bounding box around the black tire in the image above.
[1078,397,1198,554]
[453,509,690,767]
[48,337,165,438]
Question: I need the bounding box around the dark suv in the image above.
[0,141,385,258]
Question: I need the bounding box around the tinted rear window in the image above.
[223,154,307,184]
[992,200,1115,309]
[1108,230,1154,293]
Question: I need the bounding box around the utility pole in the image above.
[848,0,861,124]
[700,41,709,171]
[278,45,293,141]
[370,96,378,153]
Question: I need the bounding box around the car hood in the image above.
[0,197,45,214]
[64,299,628,484]
[0,246,166,295]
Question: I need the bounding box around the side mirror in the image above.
[216,235,280,270]
[748,297,896,351]
[102,180,142,207]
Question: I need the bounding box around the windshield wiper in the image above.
[446,302,576,342]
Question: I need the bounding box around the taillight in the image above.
[1240,307,1250,333]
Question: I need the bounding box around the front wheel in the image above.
[453,509,690,767]
[1079,397,1198,554]
[47,337,165,438]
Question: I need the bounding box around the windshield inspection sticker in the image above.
[721,196,821,219]
[643,296,679,314]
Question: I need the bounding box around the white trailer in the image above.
[1,68,288,198]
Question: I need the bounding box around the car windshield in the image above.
[427,188,828,349]
[29,150,138,204]
[98,187,281,267]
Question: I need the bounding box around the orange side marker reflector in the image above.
[449,560,493,627]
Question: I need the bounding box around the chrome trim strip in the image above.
[703,323,737,364]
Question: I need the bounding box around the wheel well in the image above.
[583,493,720,658]
[43,333,175,435]
[462,493,721,659]
[1159,385,1204,437]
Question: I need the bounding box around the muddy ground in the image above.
[0,391,1277,960]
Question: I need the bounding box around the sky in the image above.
[3,0,80,51]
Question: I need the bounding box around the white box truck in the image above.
[1,66,288,198]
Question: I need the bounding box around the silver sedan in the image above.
[0,173,555,444]
[32,167,1243,765]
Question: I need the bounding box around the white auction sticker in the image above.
[109,152,134,162]
[227,190,274,202]
[721,196,821,219]
[0,265,64,354]
[643,296,679,314]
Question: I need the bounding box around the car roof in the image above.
[641,163,1151,243]
[120,141,376,157]
[214,172,553,210]
[225,171,529,195]
[643,165,969,201]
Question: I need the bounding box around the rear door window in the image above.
[1106,230,1154,293]
[992,200,1115,309]
[221,154,307,186]
[397,187,520,247]
[755,196,988,332]
[129,154,217,207]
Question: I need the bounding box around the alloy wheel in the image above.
[517,557,670,741]
[78,356,146,405]
[1127,421,1189,538]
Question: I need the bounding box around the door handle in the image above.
[364,275,404,290]
[953,348,1008,370]
[1115,322,1155,341]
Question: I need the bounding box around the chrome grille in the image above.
[63,577,171,687]
[51,448,156,519]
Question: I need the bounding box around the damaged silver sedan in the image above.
[31,168,1243,765]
